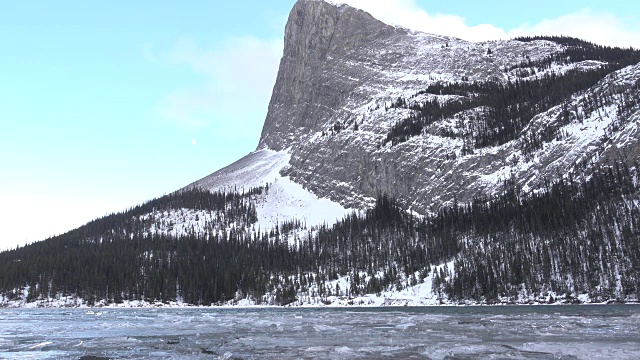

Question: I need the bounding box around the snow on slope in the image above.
[285,55,640,214]
[264,0,640,215]
[189,149,351,231]
[138,208,220,238]
[124,149,351,241]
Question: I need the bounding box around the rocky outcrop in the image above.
[258,0,400,150]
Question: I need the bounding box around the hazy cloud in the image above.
[508,10,640,48]
[337,0,640,47]
[335,0,507,42]
[157,86,214,128]
[154,36,283,129]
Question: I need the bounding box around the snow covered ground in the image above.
[188,149,352,233]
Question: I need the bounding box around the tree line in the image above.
[1,159,638,305]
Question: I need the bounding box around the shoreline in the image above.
[2,297,638,309]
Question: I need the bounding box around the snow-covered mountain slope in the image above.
[186,149,351,232]
[244,0,640,214]
[180,0,639,217]
[260,0,564,150]
[123,148,352,242]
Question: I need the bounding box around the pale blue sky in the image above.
[1,0,639,250]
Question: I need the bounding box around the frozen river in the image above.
[1,305,639,359]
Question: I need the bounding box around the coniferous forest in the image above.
[1,160,638,306]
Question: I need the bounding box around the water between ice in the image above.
[0,305,639,359]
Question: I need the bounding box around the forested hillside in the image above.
[435,161,640,303]
[1,161,638,306]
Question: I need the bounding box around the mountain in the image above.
[198,0,640,215]
[1,0,639,307]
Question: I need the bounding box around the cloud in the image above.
[508,10,640,48]
[336,0,507,42]
[154,36,283,130]
[157,86,215,129]
[337,0,640,47]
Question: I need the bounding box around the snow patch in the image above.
[190,149,351,231]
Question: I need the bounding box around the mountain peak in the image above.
[258,0,398,150]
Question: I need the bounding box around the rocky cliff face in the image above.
[258,0,399,150]
[203,0,640,215]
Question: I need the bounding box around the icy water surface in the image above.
[1,306,639,359]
